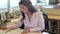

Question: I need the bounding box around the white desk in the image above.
[6,28,39,34]
[6,28,49,34]
[6,28,23,34]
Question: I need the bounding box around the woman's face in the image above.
[20,4,29,13]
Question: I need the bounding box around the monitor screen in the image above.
[49,0,58,5]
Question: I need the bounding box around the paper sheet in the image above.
[6,28,23,34]
[0,30,6,34]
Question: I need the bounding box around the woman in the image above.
[7,0,45,34]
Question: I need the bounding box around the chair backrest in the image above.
[42,13,48,32]
[19,22,25,29]
[0,14,1,20]
[43,13,48,23]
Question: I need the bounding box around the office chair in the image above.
[43,13,48,30]
[41,13,48,32]
[19,22,25,29]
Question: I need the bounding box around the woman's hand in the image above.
[1,26,7,31]
[21,29,30,34]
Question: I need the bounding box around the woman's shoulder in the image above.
[35,10,42,16]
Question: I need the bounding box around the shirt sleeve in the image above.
[7,15,23,29]
[29,11,45,32]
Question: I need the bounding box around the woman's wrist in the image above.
[24,29,30,33]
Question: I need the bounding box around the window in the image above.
[0,0,8,13]
[30,0,37,6]
[36,0,49,5]
[0,0,8,9]
[10,0,20,8]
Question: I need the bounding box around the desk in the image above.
[7,18,19,26]
[6,28,43,34]
[48,15,60,20]
[6,28,23,34]
[6,28,49,34]
[47,15,60,34]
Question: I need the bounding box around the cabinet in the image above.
[45,15,60,34]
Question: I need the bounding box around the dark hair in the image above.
[19,0,37,21]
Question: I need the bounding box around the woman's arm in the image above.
[7,21,23,29]
[7,15,23,29]
[29,11,45,32]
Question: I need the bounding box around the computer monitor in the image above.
[49,0,58,5]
